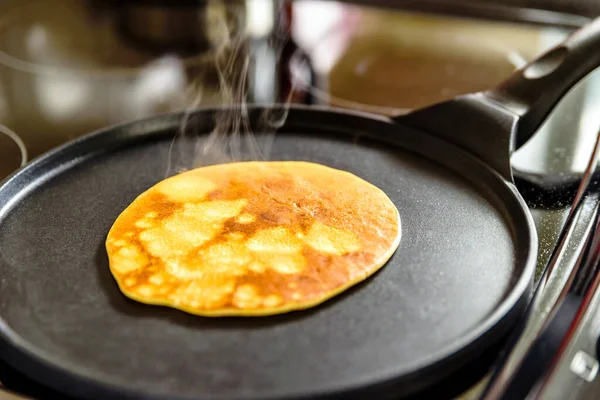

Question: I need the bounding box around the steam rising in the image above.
[166,0,297,177]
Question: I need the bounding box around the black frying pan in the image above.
[0,16,599,400]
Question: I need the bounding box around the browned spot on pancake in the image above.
[106,161,400,316]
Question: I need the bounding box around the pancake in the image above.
[105,161,401,316]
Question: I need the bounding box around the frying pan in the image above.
[0,16,599,400]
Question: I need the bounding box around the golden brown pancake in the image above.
[105,161,401,316]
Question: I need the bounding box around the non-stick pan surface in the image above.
[0,107,535,400]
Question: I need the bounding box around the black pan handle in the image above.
[488,17,600,206]
[395,17,600,189]
[484,17,600,151]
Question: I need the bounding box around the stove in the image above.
[0,1,599,399]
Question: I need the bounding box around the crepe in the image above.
[105,161,401,316]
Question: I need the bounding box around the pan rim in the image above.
[0,105,538,400]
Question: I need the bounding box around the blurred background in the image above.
[0,0,599,180]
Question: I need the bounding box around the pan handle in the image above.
[484,17,600,150]
[395,16,600,182]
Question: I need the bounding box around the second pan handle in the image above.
[484,17,600,150]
